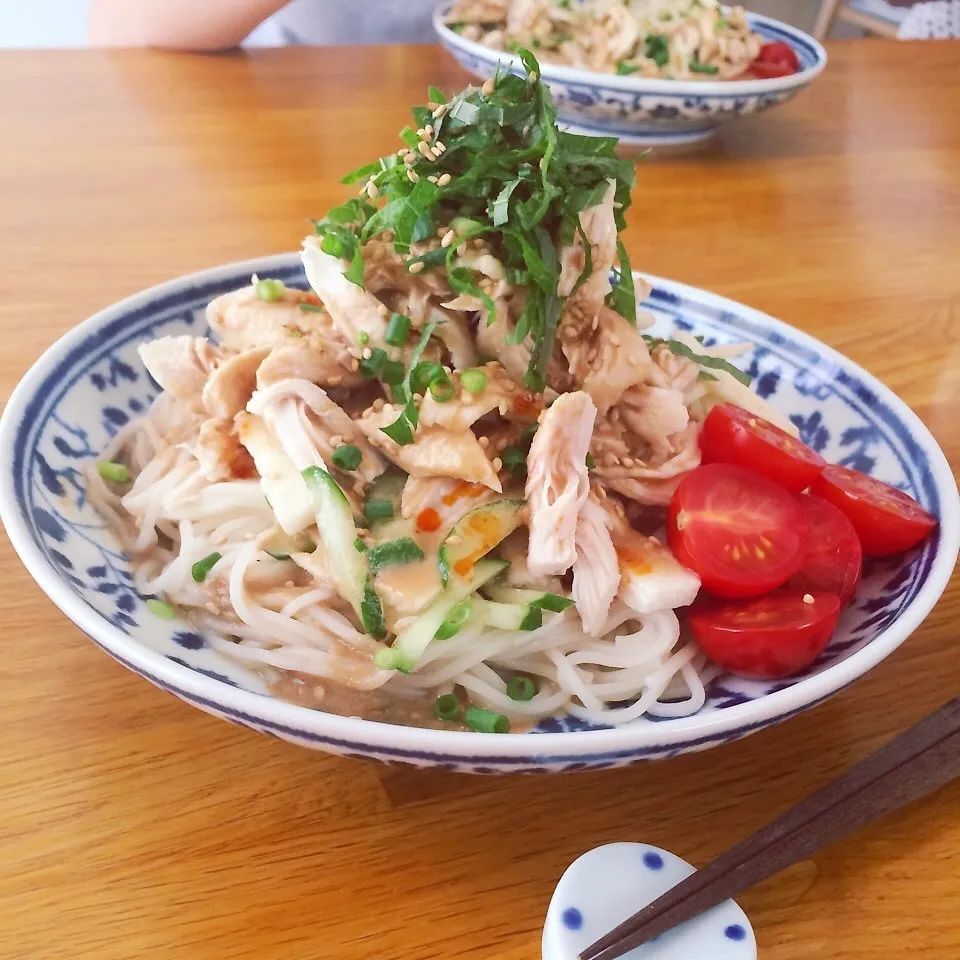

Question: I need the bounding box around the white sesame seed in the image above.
[529,71,539,82]
[446,535,463,547]
[456,243,467,256]
[432,103,448,119]
[416,127,427,137]
[350,359,360,372]
[437,173,452,187]
[417,141,436,160]
[362,347,372,360]
[479,436,490,449]
[366,180,379,198]
[329,435,343,446]
[492,457,503,471]
[441,229,456,248]
[377,303,389,317]
[427,175,438,184]
[424,124,434,138]
[329,375,342,386]
[408,260,425,274]
[609,335,621,347]
[407,168,420,183]
[404,153,416,165]
[803,593,815,604]
[434,141,447,154]
[373,399,385,412]
[482,78,496,96]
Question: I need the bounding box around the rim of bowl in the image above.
[432,3,827,98]
[1,252,956,762]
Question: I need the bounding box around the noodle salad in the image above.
[445,0,802,82]
[90,55,935,733]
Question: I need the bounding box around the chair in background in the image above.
[812,0,904,38]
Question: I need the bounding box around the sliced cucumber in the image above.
[237,413,314,535]
[478,598,542,632]
[366,537,425,575]
[437,499,525,584]
[376,558,507,674]
[302,466,385,638]
[484,583,574,612]
[365,470,407,532]
[262,528,315,561]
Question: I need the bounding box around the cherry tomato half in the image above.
[668,463,809,599]
[689,590,841,679]
[699,403,825,493]
[789,494,862,605]
[810,465,937,557]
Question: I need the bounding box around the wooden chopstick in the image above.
[579,698,960,960]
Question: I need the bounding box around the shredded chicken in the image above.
[571,492,621,635]
[202,346,270,421]
[525,391,596,577]
[256,342,363,391]
[206,284,337,353]
[357,408,502,491]
[192,418,256,482]
[301,237,389,346]
[139,336,221,412]
[418,362,542,433]
[248,379,385,487]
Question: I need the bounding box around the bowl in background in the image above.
[1,254,956,772]
[434,4,827,149]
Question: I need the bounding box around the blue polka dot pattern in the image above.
[643,851,664,870]
[562,907,583,931]
[725,924,746,941]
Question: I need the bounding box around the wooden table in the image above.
[1,39,958,960]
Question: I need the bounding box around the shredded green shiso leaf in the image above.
[312,50,636,393]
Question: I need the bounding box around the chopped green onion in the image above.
[434,694,461,723]
[147,598,176,620]
[460,369,488,395]
[382,360,406,385]
[332,444,363,471]
[645,34,670,68]
[191,552,222,583]
[464,706,510,734]
[616,61,641,76]
[716,17,730,28]
[354,537,367,553]
[298,303,323,313]
[374,646,401,670]
[385,312,411,346]
[380,413,415,446]
[255,278,286,302]
[585,452,596,469]
[506,676,536,701]
[435,599,474,640]
[364,499,395,522]
[502,445,528,476]
[410,361,445,394]
[689,60,719,75]
[357,330,370,346]
[367,537,425,574]
[320,234,345,258]
[428,373,456,402]
[97,461,130,483]
[358,347,387,378]
[534,593,575,613]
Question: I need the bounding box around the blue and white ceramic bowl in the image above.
[1,253,956,773]
[434,4,827,149]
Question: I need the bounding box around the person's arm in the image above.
[88,0,288,51]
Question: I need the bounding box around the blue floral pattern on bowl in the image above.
[1,253,956,773]
[433,5,827,147]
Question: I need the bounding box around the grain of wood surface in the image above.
[0,39,957,960]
